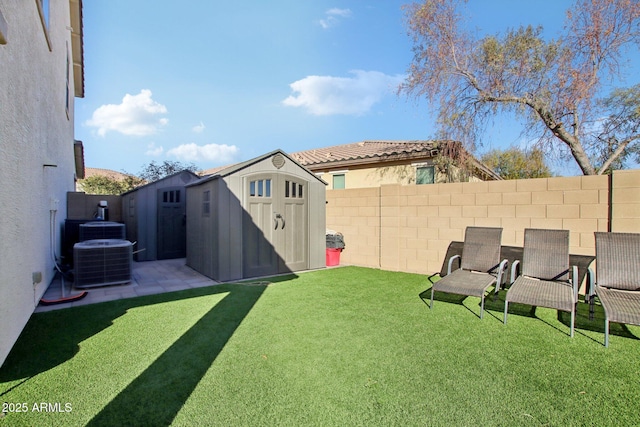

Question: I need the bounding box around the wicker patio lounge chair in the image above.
[503,228,578,337]
[590,232,640,347]
[429,227,507,319]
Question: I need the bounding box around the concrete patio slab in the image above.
[36,258,220,313]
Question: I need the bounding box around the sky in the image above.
[75,1,637,176]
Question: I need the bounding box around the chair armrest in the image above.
[427,272,439,285]
[571,265,579,302]
[584,267,595,303]
[447,254,461,275]
[510,260,520,285]
[494,259,509,292]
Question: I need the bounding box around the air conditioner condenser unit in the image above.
[74,239,133,288]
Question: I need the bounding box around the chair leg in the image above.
[480,295,485,319]
[503,301,509,325]
[430,288,434,310]
[570,308,575,338]
[604,318,609,347]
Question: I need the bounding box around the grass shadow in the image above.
[0,274,301,424]
[419,287,492,319]
[419,288,467,307]
[557,300,640,344]
[86,283,267,426]
[486,289,640,343]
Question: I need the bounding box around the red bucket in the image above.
[326,248,342,266]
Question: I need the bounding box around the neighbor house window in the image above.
[332,174,345,189]
[202,190,210,216]
[416,166,435,185]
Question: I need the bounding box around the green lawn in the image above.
[1,266,639,426]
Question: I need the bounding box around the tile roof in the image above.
[198,140,501,180]
[83,167,131,181]
[198,164,228,177]
[290,140,439,167]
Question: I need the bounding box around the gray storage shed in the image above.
[122,170,200,261]
[186,149,326,281]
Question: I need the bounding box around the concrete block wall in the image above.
[326,187,381,268]
[326,169,640,276]
[611,170,640,232]
[67,192,124,222]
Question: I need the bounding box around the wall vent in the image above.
[74,239,132,288]
[79,221,126,241]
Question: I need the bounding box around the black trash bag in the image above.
[326,231,345,249]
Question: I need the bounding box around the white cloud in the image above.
[282,70,404,116]
[85,89,168,136]
[167,143,239,164]
[145,142,164,156]
[319,8,352,29]
[192,122,206,133]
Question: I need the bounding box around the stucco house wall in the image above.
[291,141,497,190]
[315,161,483,190]
[0,1,83,366]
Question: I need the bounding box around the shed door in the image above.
[243,174,308,277]
[157,187,186,260]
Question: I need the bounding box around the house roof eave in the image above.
[70,0,84,98]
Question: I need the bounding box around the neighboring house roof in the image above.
[198,164,227,177]
[291,140,438,167]
[83,167,131,181]
[291,140,501,181]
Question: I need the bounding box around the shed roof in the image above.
[190,149,326,187]
[121,170,200,195]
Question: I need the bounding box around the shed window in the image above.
[128,198,135,217]
[416,166,435,185]
[202,190,210,216]
[285,181,304,199]
[250,179,271,197]
[163,190,181,203]
[332,174,345,189]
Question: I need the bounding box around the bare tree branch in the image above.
[401,0,640,175]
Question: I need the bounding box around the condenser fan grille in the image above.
[74,239,132,288]
[79,221,126,241]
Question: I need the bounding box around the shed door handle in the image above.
[274,213,285,230]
